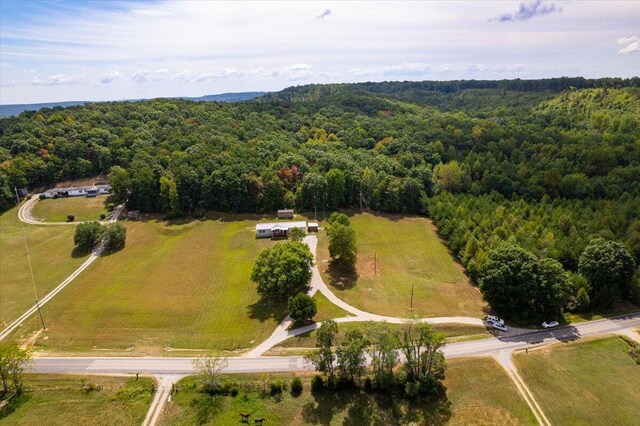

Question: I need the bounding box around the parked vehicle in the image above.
[542,321,559,329]
[492,322,508,332]
[486,315,505,325]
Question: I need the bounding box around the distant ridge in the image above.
[0,91,267,117]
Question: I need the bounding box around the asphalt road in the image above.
[31,312,640,375]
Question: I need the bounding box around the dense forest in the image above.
[1,78,639,320]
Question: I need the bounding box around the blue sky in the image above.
[1,0,638,104]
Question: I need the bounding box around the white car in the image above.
[492,322,508,332]
[542,321,559,329]
[486,315,505,325]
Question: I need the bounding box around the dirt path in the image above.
[494,350,552,426]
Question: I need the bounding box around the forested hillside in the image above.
[1,78,638,320]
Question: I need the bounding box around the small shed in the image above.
[307,222,319,233]
[278,209,295,219]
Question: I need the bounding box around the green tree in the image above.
[73,221,105,252]
[432,161,464,193]
[251,241,314,300]
[325,168,346,209]
[298,172,327,211]
[261,170,286,212]
[159,175,179,216]
[364,322,399,388]
[289,227,306,242]
[108,165,131,204]
[0,343,31,394]
[192,356,228,394]
[287,293,317,323]
[326,212,350,226]
[399,322,446,397]
[327,222,357,271]
[578,238,636,308]
[104,222,127,252]
[309,320,338,379]
[336,330,368,385]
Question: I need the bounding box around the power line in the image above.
[14,188,46,331]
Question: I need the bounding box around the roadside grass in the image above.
[30,195,111,222]
[514,336,640,425]
[12,215,286,354]
[312,291,350,322]
[159,357,535,425]
[316,212,487,318]
[0,206,88,327]
[0,374,154,425]
[564,302,639,324]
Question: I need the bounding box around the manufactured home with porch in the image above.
[256,221,307,238]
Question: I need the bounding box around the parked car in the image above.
[542,321,559,329]
[486,315,505,325]
[492,322,508,332]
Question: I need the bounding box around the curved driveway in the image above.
[18,194,118,225]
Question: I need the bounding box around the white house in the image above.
[41,184,111,198]
[256,221,307,238]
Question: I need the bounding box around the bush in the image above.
[290,376,303,396]
[67,214,75,222]
[104,222,127,252]
[74,221,105,252]
[269,379,283,396]
[100,213,107,220]
[310,375,324,392]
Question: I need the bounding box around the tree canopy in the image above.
[251,241,314,300]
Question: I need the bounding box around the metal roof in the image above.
[255,221,307,231]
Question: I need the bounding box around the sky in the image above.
[0,0,638,105]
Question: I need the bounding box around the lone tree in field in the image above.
[579,238,636,308]
[192,356,228,394]
[73,221,105,252]
[104,222,127,252]
[287,293,317,323]
[327,221,357,271]
[251,241,314,300]
[0,343,31,395]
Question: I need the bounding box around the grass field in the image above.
[0,374,154,425]
[0,206,89,327]
[514,336,640,425]
[312,292,350,322]
[159,357,535,425]
[12,215,284,354]
[316,213,486,318]
[30,195,111,222]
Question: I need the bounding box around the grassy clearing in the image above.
[159,357,535,425]
[12,215,285,355]
[316,213,486,318]
[312,291,350,322]
[30,196,111,222]
[514,336,640,425]
[0,374,154,425]
[0,206,88,327]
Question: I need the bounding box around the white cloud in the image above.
[131,9,173,18]
[382,62,431,77]
[617,35,640,54]
[131,69,167,83]
[31,73,85,86]
[173,69,192,82]
[100,70,122,84]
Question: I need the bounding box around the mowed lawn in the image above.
[514,337,640,425]
[159,357,535,425]
[0,206,88,327]
[13,215,283,354]
[0,374,154,425]
[30,195,110,222]
[317,213,486,318]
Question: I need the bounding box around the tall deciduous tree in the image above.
[0,343,31,394]
[73,221,105,252]
[327,222,357,271]
[326,168,346,209]
[432,161,464,193]
[336,330,368,385]
[108,165,131,204]
[399,322,446,397]
[287,293,317,323]
[310,320,338,379]
[578,238,636,308]
[364,322,399,388]
[251,241,314,300]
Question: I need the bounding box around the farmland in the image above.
[30,195,111,222]
[159,357,535,425]
[316,213,487,318]
[514,336,640,425]
[11,215,283,354]
[0,206,88,327]
[0,374,154,425]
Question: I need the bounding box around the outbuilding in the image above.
[307,222,319,233]
[277,209,295,219]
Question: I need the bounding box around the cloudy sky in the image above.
[1,0,638,104]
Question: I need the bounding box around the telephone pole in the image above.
[14,188,47,331]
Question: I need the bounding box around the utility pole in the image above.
[14,188,46,331]
[410,283,414,311]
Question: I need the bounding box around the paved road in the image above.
[31,313,640,375]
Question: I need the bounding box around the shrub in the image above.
[290,376,303,396]
[310,375,324,392]
[67,214,75,222]
[100,213,107,220]
[269,379,283,396]
[287,293,317,323]
[74,221,105,252]
[104,222,127,252]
